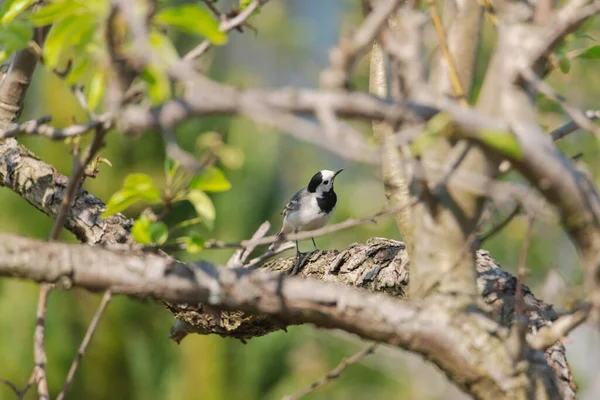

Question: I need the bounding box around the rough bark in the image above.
[0,233,576,399]
[0,139,133,245]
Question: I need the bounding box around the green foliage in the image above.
[102,174,162,217]
[102,160,231,255]
[28,0,107,108]
[180,235,205,253]
[186,190,216,223]
[0,0,35,24]
[479,129,524,159]
[576,45,600,59]
[0,19,31,62]
[155,5,227,45]
[189,166,232,192]
[132,215,168,245]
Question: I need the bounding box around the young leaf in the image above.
[0,20,32,57]
[183,235,205,254]
[149,29,179,64]
[189,167,231,192]
[479,129,524,160]
[576,45,600,60]
[86,68,105,110]
[187,190,216,223]
[140,64,171,105]
[42,15,81,68]
[558,56,571,74]
[155,5,227,45]
[123,173,162,202]
[0,0,35,24]
[102,190,142,217]
[148,221,168,245]
[132,215,152,244]
[29,1,81,26]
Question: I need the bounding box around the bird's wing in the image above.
[281,188,304,216]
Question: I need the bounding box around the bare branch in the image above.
[282,343,378,400]
[0,113,112,140]
[184,0,272,61]
[226,221,271,268]
[550,109,600,141]
[321,0,401,90]
[33,285,50,400]
[0,233,567,399]
[55,291,112,400]
[528,303,591,350]
[521,68,600,138]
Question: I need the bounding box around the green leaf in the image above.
[240,0,261,15]
[558,56,571,74]
[149,29,179,63]
[189,167,231,192]
[85,68,105,110]
[479,129,523,160]
[0,0,35,24]
[574,32,595,41]
[182,235,205,254]
[29,1,81,26]
[0,20,32,54]
[140,64,171,105]
[576,45,600,60]
[42,15,81,68]
[123,173,162,202]
[187,190,216,223]
[66,54,90,85]
[155,5,227,45]
[101,190,142,217]
[132,217,168,245]
[149,221,168,245]
[165,157,178,178]
[132,215,152,244]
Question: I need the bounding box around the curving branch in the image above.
[0,233,575,399]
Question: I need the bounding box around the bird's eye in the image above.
[323,180,329,185]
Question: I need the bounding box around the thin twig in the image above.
[521,68,600,138]
[508,214,536,361]
[549,109,600,141]
[32,124,109,399]
[427,0,468,105]
[282,343,377,400]
[183,0,270,61]
[515,215,536,319]
[478,205,522,244]
[49,127,108,239]
[245,241,295,269]
[0,379,20,396]
[55,291,113,400]
[226,221,271,268]
[0,113,112,140]
[205,199,420,250]
[528,302,591,350]
[33,284,51,400]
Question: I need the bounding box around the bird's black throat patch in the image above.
[317,190,337,213]
[307,171,323,193]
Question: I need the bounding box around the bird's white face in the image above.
[307,169,343,195]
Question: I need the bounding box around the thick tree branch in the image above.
[0,233,573,399]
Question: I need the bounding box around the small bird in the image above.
[271,169,343,274]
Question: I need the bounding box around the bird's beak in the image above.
[333,168,344,178]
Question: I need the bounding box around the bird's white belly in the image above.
[283,198,334,233]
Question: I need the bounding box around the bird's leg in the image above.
[311,237,318,251]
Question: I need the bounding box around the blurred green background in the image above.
[2,0,600,399]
